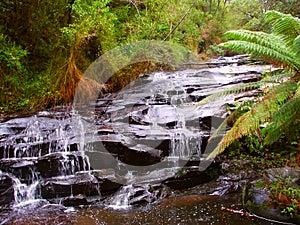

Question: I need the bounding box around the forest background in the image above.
[1,0,300,114]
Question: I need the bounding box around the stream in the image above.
[0,56,282,224]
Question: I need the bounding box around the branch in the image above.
[163,0,197,41]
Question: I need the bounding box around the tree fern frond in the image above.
[208,119,228,142]
[293,35,300,57]
[264,96,300,145]
[197,73,291,106]
[208,101,252,142]
[220,41,300,72]
[196,81,262,106]
[295,81,300,97]
[265,11,300,47]
[207,80,297,159]
[222,30,294,58]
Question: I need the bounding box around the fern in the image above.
[294,35,300,57]
[203,11,300,159]
[208,101,252,142]
[220,40,300,72]
[197,73,291,106]
[207,80,297,159]
[264,96,300,145]
[264,11,300,47]
[295,81,300,97]
[222,30,293,56]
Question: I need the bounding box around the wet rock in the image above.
[135,139,170,157]
[163,162,220,190]
[123,145,163,166]
[243,167,300,224]
[62,196,88,207]
[0,159,37,184]
[92,139,164,166]
[128,184,170,205]
[36,152,89,178]
[85,151,118,170]
[91,169,123,196]
[40,173,100,199]
[243,180,293,223]
[106,183,170,207]
[0,174,14,206]
[0,141,79,159]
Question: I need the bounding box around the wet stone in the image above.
[40,173,100,199]
[91,169,123,196]
[0,159,38,185]
[0,174,14,206]
[61,196,88,207]
[163,162,220,190]
[85,151,118,170]
[36,152,89,178]
[243,167,300,224]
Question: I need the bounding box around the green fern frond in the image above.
[293,35,300,57]
[197,73,291,106]
[208,101,252,142]
[196,81,262,106]
[208,120,228,142]
[207,80,297,159]
[222,30,292,56]
[265,11,300,46]
[220,40,300,71]
[264,96,300,145]
[295,81,300,97]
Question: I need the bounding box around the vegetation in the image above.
[0,0,300,218]
[201,10,300,159]
[1,0,300,114]
[269,176,300,217]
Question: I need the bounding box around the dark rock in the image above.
[37,152,89,178]
[85,151,118,170]
[243,167,300,224]
[0,141,79,159]
[91,140,164,166]
[91,169,123,196]
[62,196,88,207]
[0,159,38,184]
[40,172,100,199]
[163,162,220,190]
[106,183,170,207]
[123,145,163,166]
[0,174,14,206]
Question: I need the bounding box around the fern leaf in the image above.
[265,11,300,47]
[207,80,297,159]
[196,81,262,106]
[208,101,252,142]
[295,81,300,97]
[197,73,291,106]
[220,40,300,72]
[264,96,300,145]
[222,30,293,57]
[294,35,300,58]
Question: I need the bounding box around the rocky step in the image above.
[39,170,123,200]
[0,141,79,159]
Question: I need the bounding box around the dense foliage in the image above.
[1,0,300,114]
[201,11,300,159]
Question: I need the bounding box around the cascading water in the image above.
[0,112,93,210]
[0,56,275,224]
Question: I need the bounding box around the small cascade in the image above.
[0,111,96,208]
[107,184,135,210]
[0,56,273,215]
[13,178,39,205]
[106,183,167,210]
